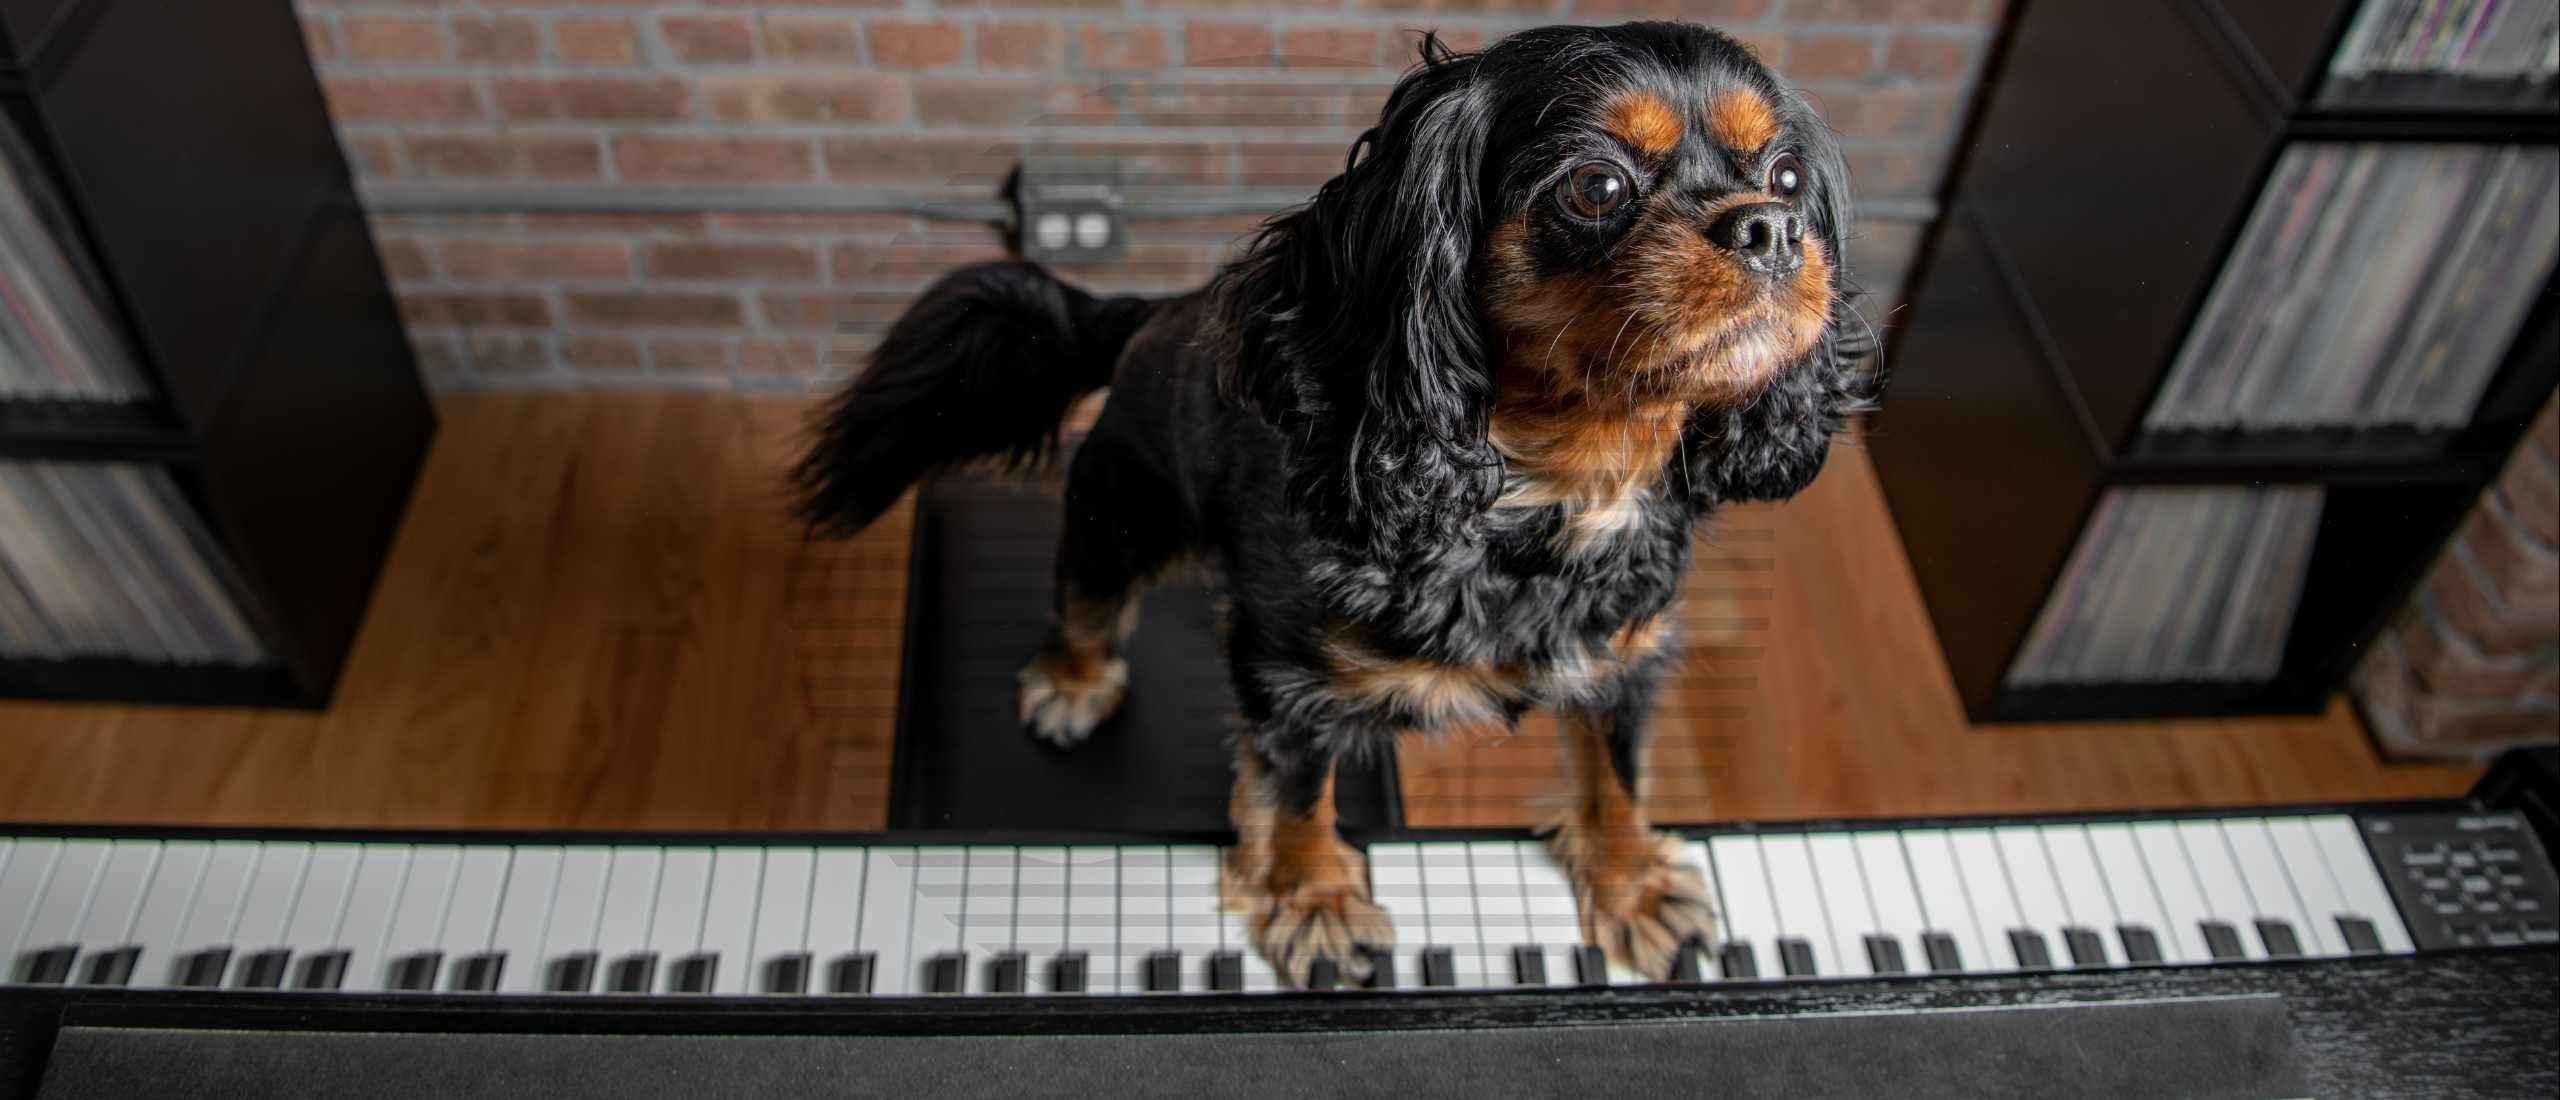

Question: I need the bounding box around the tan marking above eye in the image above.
[1707,88,1778,152]
[1604,91,1682,155]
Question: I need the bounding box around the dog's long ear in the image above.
[1681,93,1876,506]
[1218,36,1500,559]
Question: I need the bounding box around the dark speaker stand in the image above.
[887,474,1403,834]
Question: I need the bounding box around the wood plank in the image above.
[0,395,2478,835]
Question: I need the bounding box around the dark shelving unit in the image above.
[0,0,432,708]
[1872,0,2559,723]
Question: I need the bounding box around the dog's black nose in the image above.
[1706,202,1803,276]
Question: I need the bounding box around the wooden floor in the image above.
[0,391,2478,832]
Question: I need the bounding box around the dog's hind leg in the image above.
[1017,426,1193,747]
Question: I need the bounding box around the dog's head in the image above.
[1221,23,1855,558]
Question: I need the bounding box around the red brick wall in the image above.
[299,1,2002,387]
[2356,396,2560,759]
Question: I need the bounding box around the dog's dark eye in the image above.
[1766,153,1806,199]
[1556,163,1631,219]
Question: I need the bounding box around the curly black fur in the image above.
[796,22,1876,816]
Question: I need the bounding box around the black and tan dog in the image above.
[795,22,1873,987]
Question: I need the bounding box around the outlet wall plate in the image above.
[1009,163,1126,266]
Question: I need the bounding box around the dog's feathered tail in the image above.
[791,261,1156,536]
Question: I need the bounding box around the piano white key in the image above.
[960,848,1017,992]
[2311,816,2414,954]
[230,843,310,955]
[0,839,61,966]
[169,843,261,981]
[537,848,614,990]
[1116,847,1170,992]
[646,849,715,991]
[1467,842,1532,985]
[17,839,109,963]
[125,841,216,988]
[1516,842,1584,985]
[802,848,867,990]
[332,846,414,994]
[2133,823,2214,963]
[1683,839,1723,950]
[74,842,162,954]
[1946,829,2024,971]
[745,848,813,992]
[2264,818,2352,957]
[1994,827,2074,966]
[2174,821,2261,960]
[1063,847,1116,993]
[489,847,563,994]
[1214,848,1279,993]
[1418,843,1487,988]
[908,847,968,991]
[1167,846,1223,992]
[1367,844,1431,989]
[858,848,919,995]
[694,848,763,995]
[1706,836,1779,979]
[377,846,461,990]
[1853,833,1928,973]
[592,847,664,990]
[435,848,513,987]
[2089,824,2189,963]
[1900,830,1985,971]
[278,846,359,960]
[1804,834,1879,977]
[2221,820,2318,957]
[1013,847,1067,993]
[2040,826,2120,964]
[1760,835,1837,977]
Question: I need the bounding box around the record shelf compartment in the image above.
[1872,0,2558,723]
[0,0,430,707]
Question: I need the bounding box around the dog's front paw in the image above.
[1225,846,1393,988]
[1017,651,1127,746]
[1550,827,1717,980]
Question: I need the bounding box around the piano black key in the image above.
[763,952,811,994]
[669,953,717,994]
[17,946,77,985]
[1669,940,1704,982]
[924,953,964,994]
[1209,951,1244,993]
[2255,919,2303,958]
[2119,926,2163,965]
[830,952,877,995]
[390,951,443,992]
[1921,932,1961,973]
[1306,955,1340,991]
[2007,930,2053,970]
[452,952,506,993]
[2063,928,2107,967]
[294,950,350,991]
[1143,951,1181,993]
[1864,935,1906,975]
[1510,945,1547,986]
[2200,921,2247,961]
[234,948,291,990]
[2337,917,2384,955]
[1357,946,1393,990]
[1421,946,1457,988]
[177,948,233,989]
[548,952,599,994]
[1571,946,1607,986]
[1718,942,1759,980]
[79,946,140,988]
[1777,938,1818,977]
[608,952,659,994]
[1046,952,1084,995]
[991,951,1028,994]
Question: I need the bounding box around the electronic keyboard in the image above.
[5,806,2553,1001]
